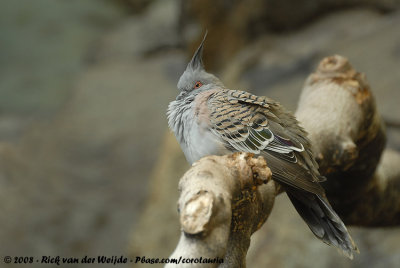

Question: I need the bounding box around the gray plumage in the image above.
[167,33,358,258]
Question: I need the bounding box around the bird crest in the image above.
[188,31,208,71]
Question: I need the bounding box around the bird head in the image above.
[177,32,224,97]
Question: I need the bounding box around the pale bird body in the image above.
[167,34,358,258]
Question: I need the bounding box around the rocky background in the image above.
[0,0,399,267]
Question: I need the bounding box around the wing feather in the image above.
[208,89,325,195]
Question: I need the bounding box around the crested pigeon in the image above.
[167,33,358,259]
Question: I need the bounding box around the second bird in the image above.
[167,33,358,259]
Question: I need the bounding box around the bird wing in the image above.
[208,89,325,195]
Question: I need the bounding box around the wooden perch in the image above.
[166,153,276,268]
[296,55,400,225]
[168,55,400,266]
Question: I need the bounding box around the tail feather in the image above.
[286,188,358,259]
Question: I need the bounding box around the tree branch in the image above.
[166,153,275,268]
[296,55,400,225]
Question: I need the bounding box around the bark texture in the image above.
[166,153,275,268]
[296,55,400,225]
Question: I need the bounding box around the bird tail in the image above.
[286,188,359,259]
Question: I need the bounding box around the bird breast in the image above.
[183,117,230,164]
[168,92,229,164]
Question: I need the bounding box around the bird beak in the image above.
[188,31,208,71]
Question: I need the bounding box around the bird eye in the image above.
[194,81,203,89]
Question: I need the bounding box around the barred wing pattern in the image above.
[208,89,325,195]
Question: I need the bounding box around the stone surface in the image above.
[0,0,183,266]
[180,0,400,69]
[0,0,123,119]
